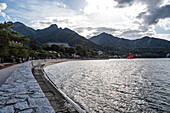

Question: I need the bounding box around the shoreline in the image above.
[31,59,85,113]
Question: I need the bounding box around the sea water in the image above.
[44,59,170,113]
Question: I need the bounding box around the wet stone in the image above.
[14,101,29,110]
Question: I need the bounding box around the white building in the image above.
[97,51,103,55]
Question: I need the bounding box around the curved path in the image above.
[0,64,19,87]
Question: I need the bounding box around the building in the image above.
[47,42,70,48]
[97,51,103,55]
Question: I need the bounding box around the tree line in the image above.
[0,22,109,63]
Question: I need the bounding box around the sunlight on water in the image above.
[45,59,170,113]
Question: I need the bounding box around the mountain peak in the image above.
[100,32,110,36]
[49,24,58,28]
[142,36,151,39]
[140,36,152,40]
[13,22,25,27]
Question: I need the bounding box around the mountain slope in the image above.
[12,22,36,40]
[11,22,99,48]
[90,33,170,49]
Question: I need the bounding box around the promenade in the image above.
[0,62,55,113]
[0,64,19,87]
[0,60,82,113]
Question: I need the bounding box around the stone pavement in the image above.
[0,62,55,113]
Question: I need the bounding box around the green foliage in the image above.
[0,22,11,57]
[38,51,49,58]
[0,22,31,62]
[30,50,38,58]
[49,54,56,59]
[67,47,77,55]
[42,43,50,50]
[51,44,60,52]
[31,45,42,50]
[59,52,65,58]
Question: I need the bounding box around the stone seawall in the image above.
[0,62,55,113]
[31,60,79,113]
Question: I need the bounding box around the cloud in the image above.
[114,0,163,9]
[0,3,7,17]
[138,5,170,25]
[114,0,134,8]
[62,0,87,10]
[2,0,169,41]
[53,19,72,24]
[0,3,7,10]
[74,27,118,38]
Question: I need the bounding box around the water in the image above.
[44,59,170,113]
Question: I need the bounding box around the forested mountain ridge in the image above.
[11,22,99,49]
[89,32,170,49]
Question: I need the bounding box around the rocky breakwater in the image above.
[0,62,55,113]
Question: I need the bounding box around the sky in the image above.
[0,0,170,40]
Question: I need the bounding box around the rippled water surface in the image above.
[45,59,170,113]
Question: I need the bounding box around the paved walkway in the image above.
[0,64,19,87]
[0,62,55,113]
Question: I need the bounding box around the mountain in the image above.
[89,33,170,49]
[11,22,36,39]
[11,22,99,48]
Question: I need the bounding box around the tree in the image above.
[0,22,12,60]
[51,44,60,52]
[67,47,77,55]
[76,45,84,57]
[42,43,50,50]
[0,22,30,62]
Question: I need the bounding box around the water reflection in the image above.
[45,59,170,113]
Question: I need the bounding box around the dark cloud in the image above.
[39,22,52,25]
[74,27,117,33]
[139,0,164,9]
[39,19,72,27]
[74,27,93,33]
[53,19,72,24]
[138,5,170,25]
[114,0,163,9]
[114,0,134,8]
[123,30,142,34]
[96,27,117,32]
[74,27,118,38]
[122,26,148,35]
